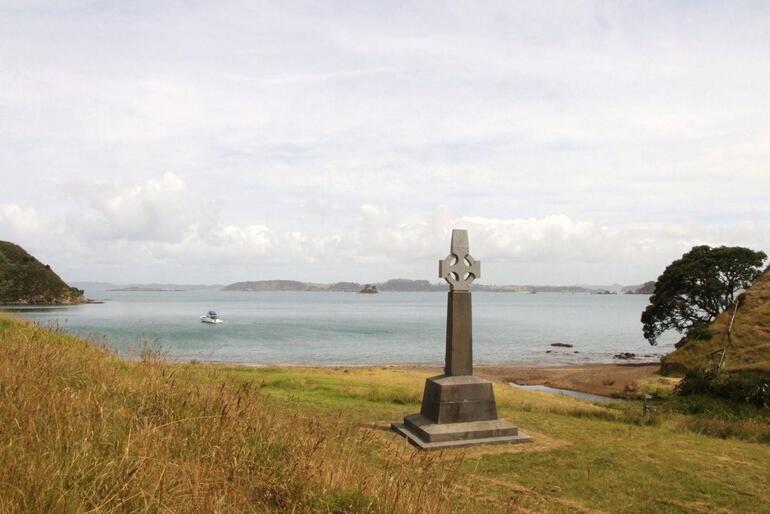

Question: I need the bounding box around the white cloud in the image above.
[34,172,767,284]
[67,173,197,242]
[0,204,41,238]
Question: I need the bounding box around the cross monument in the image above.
[392,229,532,449]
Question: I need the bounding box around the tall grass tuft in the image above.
[0,318,461,513]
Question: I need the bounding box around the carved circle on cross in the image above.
[440,253,480,291]
[439,229,481,291]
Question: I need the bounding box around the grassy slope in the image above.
[1,316,769,513]
[0,241,85,304]
[662,268,770,376]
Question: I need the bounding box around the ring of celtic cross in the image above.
[439,252,480,291]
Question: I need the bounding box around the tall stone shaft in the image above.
[445,290,472,376]
[438,228,479,376]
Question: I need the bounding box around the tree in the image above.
[641,245,767,345]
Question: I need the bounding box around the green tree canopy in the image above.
[641,245,767,345]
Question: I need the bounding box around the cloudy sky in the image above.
[1,1,768,285]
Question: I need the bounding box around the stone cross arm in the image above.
[439,229,480,291]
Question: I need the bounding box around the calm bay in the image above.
[2,288,676,366]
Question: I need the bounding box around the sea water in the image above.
[1,288,676,366]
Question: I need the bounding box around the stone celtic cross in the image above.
[439,229,480,291]
[391,228,532,449]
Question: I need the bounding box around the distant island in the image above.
[221,279,444,292]
[72,282,222,291]
[622,281,656,295]
[222,278,640,294]
[0,241,86,304]
[71,277,657,296]
[358,284,378,294]
[107,287,186,292]
[222,280,336,292]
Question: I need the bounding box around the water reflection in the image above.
[509,382,624,404]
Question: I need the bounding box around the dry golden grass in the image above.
[2,315,769,513]
[0,317,463,513]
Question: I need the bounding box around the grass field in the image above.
[1,314,769,513]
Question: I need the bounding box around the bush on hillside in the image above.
[687,325,714,341]
[676,368,770,409]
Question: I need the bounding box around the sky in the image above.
[1,1,769,285]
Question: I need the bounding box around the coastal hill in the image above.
[661,267,770,376]
[0,241,85,304]
[622,281,656,295]
[222,278,604,293]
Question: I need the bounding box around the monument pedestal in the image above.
[392,375,533,450]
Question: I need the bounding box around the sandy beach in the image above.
[394,362,664,397]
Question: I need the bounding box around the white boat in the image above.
[200,310,223,324]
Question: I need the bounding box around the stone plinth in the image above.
[420,375,496,423]
[392,375,533,450]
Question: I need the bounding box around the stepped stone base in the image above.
[391,415,533,450]
[392,375,533,450]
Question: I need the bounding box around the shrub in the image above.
[687,324,714,341]
[676,368,718,396]
[676,368,770,408]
